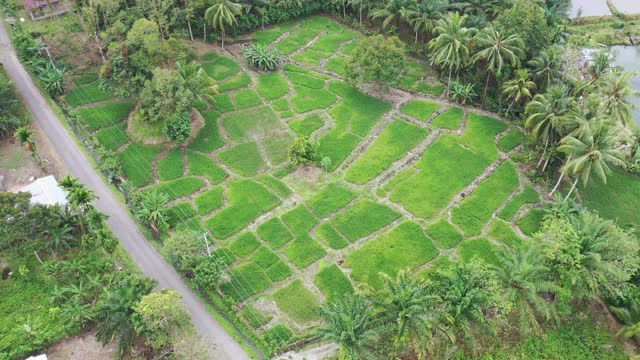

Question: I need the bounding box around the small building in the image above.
[24,0,60,20]
[11,175,68,206]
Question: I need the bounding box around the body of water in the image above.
[570,0,640,18]
[609,45,640,126]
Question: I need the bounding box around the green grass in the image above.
[345,120,428,184]
[426,220,463,249]
[314,222,349,249]
[580,167,640,228]
[187,150,227,184]
[344,221,439,288]
[280,110,294,118]
[415,82,446,96]
[212,248,236,265]
[273,280,320,323]
[254,22,295,44]
[189,110,225,153]
[294,50,331,66]
[263,134,294,165]
[205,180,280,239]
[95,122,130,151]
[251,246,280,268]
[195,187,224,214]
[241,304,272,329]
[461,113,508,161]
[257,217,293,249]
[283,235,327,269]
[488,219,523,247]
[342,42,357,55]
[283,69,325,89]
[212,93,235,112]
[271,98,290,111]
[73,73,98,85]
[451,161,520,236]
[142,177,205,202]
[221,107,284,142]
[431,106,463,129]
[230,232,261,257]
[177,217,207,233]
[166,202,197,227]
[220,262,272,302]
[331,200,401,242]
[517,208,546,236]
[234,89,263,110]
[326,56,348,76]
[119,142,163,187]
[202,51,219,61]
[65,81,111,106]
[314,265,354,303]
[389,135,489,218]
[218,142,265,176]
[219,73,252,92]
[282,63,331,80]
[282,205,318,235]
[157,149,184,181]
[264,324,293,348]
[266,261,293,282]
[291,86,338,113]
[256,174,292,198]
[289,114,324,137]
[499,130,526,152]
[400,100,441,121]
[76,101,134,132]
[307,183,357,218]
[257,73,289,100]
[458,238,499,266]
[202,56,242,81]
[499,185,540,220]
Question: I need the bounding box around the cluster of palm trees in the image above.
[319,202,640,359]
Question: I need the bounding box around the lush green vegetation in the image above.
[331,200,401,242]
[274,280,320,323]
[401,100,441,121]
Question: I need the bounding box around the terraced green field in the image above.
[64,15,543,351]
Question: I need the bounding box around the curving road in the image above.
[0,18,250,360]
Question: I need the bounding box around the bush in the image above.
[243,44,285,71]
[346,34,405,86]
[163,112,191,144]
[288,136,320,166]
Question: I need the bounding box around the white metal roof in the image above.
[12,175,68,206]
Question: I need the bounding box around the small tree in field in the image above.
[163,112,192,144]
[346,34,405,87]
[289,136,320,167]
[321,157,332,172]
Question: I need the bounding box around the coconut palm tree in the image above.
[15,126,36,153]
[370,0,414,32]
[611,298,640,341]
[134,191,169,233]
[456,0,501,17]
[587,50,614,83]
[347,0,369,25]
[527,45,563,92]
[205,0,243,49]
[596,71,639,128]
[317,293,379,360]
[471,26,525,108]
[491,245,559,336]
[428,12,477,95]
[525,86,575,171]
[375,270,449,358]
[46,223,75,257]
[176,61,218,103]
[557,118,626,199]
[501,69,536,114]
[404,0,448,43]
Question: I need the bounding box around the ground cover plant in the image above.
[331,200,401,241]
[498,185,539,220]
[218,142,265,176]
[65,80,111,106]
[314,264,354,303]
[400,99,441,121]
[95,122,130,151]
[273,280,320,324]
[431,106,464,129]
[75,101,135,131]
[257,217,293,249]
[257,73,289,100]
[221,107,283,142]
[306,183,357,218]
[288,114,324,137]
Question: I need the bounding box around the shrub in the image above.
[163,112,191,144]
[288,136,320,166]
[346,34,405,86]
[243,43,285,71]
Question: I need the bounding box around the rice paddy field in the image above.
[63,15,542,350]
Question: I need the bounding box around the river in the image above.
[609,46,640,126]
[570,0,640,18]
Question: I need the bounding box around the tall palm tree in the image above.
[455,0,501,17]
[347,0,369,25]
[239,0,270,29]
[596,71,639,128]
[317,293,379,360]
[375,270,448,358]
[557,118,626,199]
[46,223,75,257]
[501,69,536,114]
[176,61,218,103]
[491,245,559,336]
[527,45,562,92]
[205,0,243,49]
[404,0,448,43]
[428,12,476,95]
[370,0,414,31]
[524,86,575,171]
[134,191,169,233]
[611,298,640,341]
[471,26,525,108]
[587,50,613,83]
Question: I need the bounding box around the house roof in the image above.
[12,175,68,206]
[24,0,58,10]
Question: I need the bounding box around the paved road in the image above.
[0,19,250,360]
